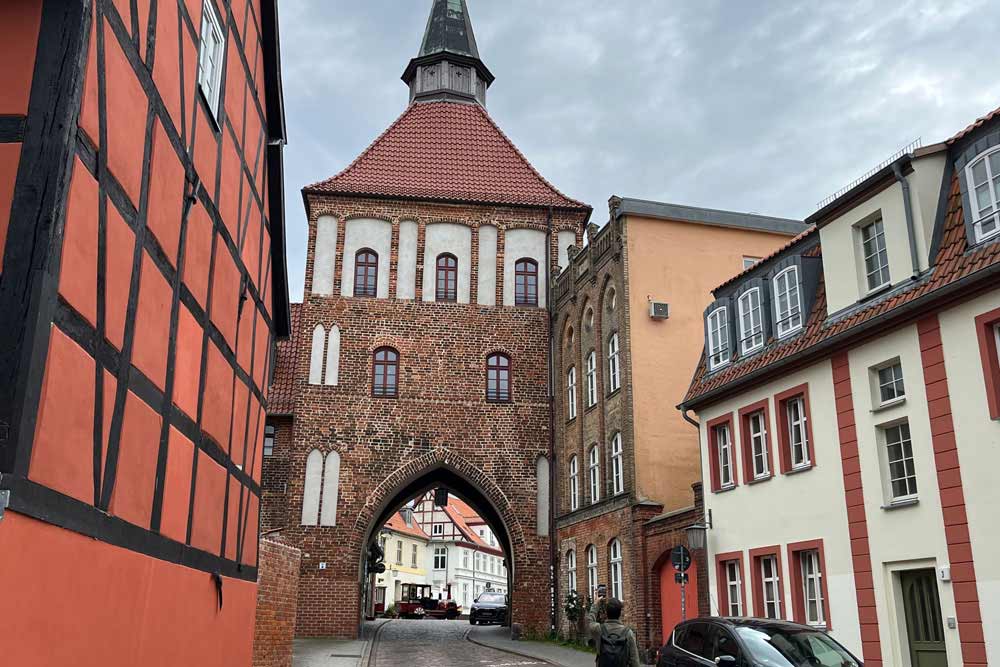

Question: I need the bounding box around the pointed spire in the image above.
[402,0,494,107]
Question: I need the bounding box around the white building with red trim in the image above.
[680,106,1000,667]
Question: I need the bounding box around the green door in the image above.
[901,569,948,667]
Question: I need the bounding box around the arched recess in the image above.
[320,450,340,526]
[535,456,550,536]
[309,325,325,385]
[301,449,323,525]
[324,325,340,386]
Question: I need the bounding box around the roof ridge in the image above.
[713,225,818,292]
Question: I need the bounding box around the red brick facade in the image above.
[253,539,302,667]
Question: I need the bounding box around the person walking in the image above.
[587,588,641,667]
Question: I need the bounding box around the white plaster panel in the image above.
[396,220,419,300]
[324,325,340,386]
[503,228,547,308]
[698,360,862,655]
[478,224,498,306]
[909,153,947,273]
[422,222,472,303]
[558,230,576,269]
[341,218,392,299]
[312,215,338,295]
[536,457,550,537]
[301,449,323,526]
[309,325,325,385]
[320,451,340,527]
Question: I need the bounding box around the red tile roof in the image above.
[303,101,590,211]
[444,504,502,554]
[683,174,1000,407]
[267,302,300,415]
[385,511,429,540]
[947,104,1000,145]
[715,225,818,291]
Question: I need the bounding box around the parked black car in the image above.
[658,618,862,667]
[468,591,507,625]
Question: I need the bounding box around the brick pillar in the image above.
[254,539,302,667]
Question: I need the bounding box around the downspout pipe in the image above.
[681,409,700,430]
[892,162,922,279]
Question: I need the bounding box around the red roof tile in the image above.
[715,225,818,291]
[684,174,1000,406]
[303,101,590,211]
[385,511,429,540]
[947,104,1000,145]
[267,302,300,415]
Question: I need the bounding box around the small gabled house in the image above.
[680,107,1000,667]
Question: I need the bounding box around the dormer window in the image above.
[707,306,731,370]
[738,288,764,354]
[773,267,802,338]
[967,147,1000,243]
[860,219,890,292]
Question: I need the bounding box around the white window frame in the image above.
[786,396,810,469]
[737,288,765,354]
[715,423,734,489]
[607,334,621,393]
[263,424,275,457]
[707,306,731,370]
[860,218,891,292]
[569,455,579,511]
[566,549,577,592]
[586,351,598,407]
[588,446,601,504]
[725,560,743,616]
[876,361,905,405]
[197,0,225,120]
[433,546,447,570]
[463,550,470,569]
[395,540,403,565]
[760,555,781,619]
[748,411,770,479]
[609,539,623,600]
[610,433,624,495]
[883,421,918,502]
[587,545,598,598]
[432,523,444,537]
[567,366,577,420]
[966,146,1000,243]
[743,256,761,270]
[772,267,803,338]
[800,550,825,626]
[411,543,418,568]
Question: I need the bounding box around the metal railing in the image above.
[816,137,922,210]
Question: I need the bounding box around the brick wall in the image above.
[253,539,302,667]
[261,416,294,532]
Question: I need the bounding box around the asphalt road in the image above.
[371,620,551,667]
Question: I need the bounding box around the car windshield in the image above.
[734,626,860,667]
[477,593,505,603]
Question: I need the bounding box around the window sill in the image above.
[605,387,621,400]
[881,497,919,511]
[872,396,906,413]
[861,282,893,303]
[713,484,737,494]
[565,416,577,425]
[584,403,599,413]
[748,475,773,485]
[785,463,814,475]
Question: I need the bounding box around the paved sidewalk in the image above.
[293,619,390,667]
[467,626,598,667]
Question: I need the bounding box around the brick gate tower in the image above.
[281,0,591,638]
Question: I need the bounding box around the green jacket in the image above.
[587,606,641,667]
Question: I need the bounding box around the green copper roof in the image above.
[418,0,480,59]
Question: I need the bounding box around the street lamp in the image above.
[685,524,707,551]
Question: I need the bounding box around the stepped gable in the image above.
[303,101,590,211]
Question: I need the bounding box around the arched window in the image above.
[569,455,579,511]
[354,249,378,297]
[309,324,326,385]
[320,450,340,526]
[566,366,577,420]
[436,253,458,302]
[486,353,511,402]
[373,347,399,397]
[607,334,620,393]
[966,145,1000,242]
[611,433,623,495]
[609,539,623,599]
[514,258,539,306]
[586,545,598,599]
[588,445,601,504]
[606,286,617,312]
[584,307,594,331]
[325,325,340,386]
[301,449,323,526]
[566,549,577,592]
[586,351,597,407]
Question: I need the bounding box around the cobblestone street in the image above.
[371,621,550,667]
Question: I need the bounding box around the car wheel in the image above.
[469,617,476,625]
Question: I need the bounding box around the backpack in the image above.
[597,624,629,667]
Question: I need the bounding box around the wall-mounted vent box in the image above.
[649,302,670,320]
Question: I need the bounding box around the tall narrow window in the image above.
[309,324,326,385]
[569,455,579,511]
[786,397,810,469]
[354,249,378,297]
[319,450,340,526]
[567,367,577,420]
[725,560,743,616]
[396,540,403,565]
[609,539,623,600]
[885,421,917,500]
[373,347,399,397]
[586,351,597,407]
[411,544,418,567]
[967,147,1000,242]
[586,545,598,598]
[588,445,601,504]
[301,449,323,526]
[738,288,764,354]
[263,424,275,457]
[800,550,825,626]
[434,547,447,570]
[607,334,621,393]
[773,267,802,337]
[760,555,781,619]
[877,361,905,404]
[715,422,735,489]
[747,410,770,480]
[486,353,511,402]
[610,433,624,495]
[515,258,539,306]
[436,253,458,302]
[861,219,890,291]
[197,0,225,119]
[566,549,577,592]
[707,307,731,369]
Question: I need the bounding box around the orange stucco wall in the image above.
[625,215,793,510]
[0,512,256,667]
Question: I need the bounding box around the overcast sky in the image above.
[277,0,999,301]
